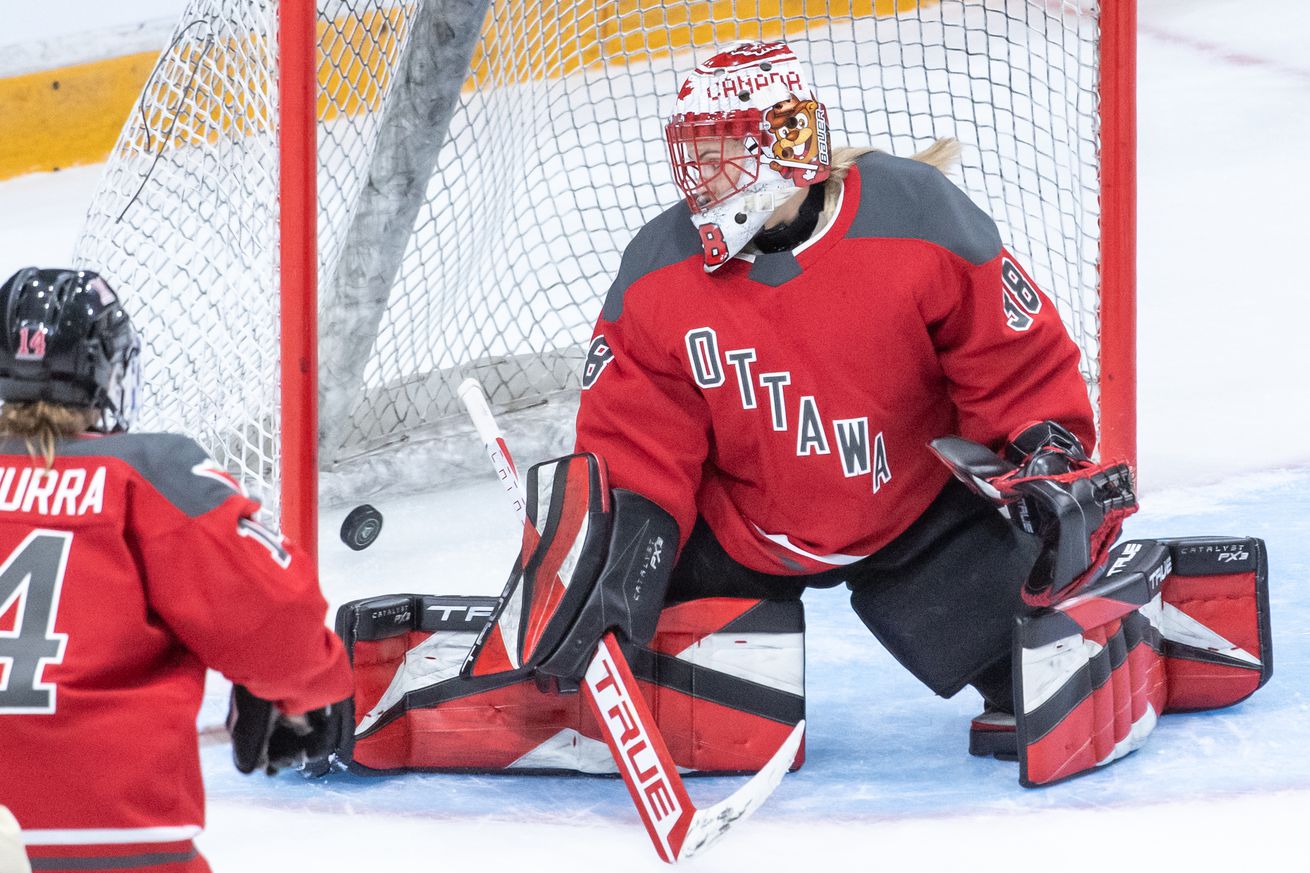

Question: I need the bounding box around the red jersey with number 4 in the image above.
[575,151,1095,575]
[0,432,352,873]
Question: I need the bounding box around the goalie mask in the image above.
[665,41,831,271]
[0,267,141,432]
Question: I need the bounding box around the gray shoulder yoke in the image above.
[50,432,241,518]
[845,150,1002,265]
[601,201,702,323]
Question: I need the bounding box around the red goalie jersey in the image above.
[0,433,352,873]
[575,151,1095,574]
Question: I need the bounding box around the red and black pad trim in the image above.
[351,601,805,743]
[1017,610,1164,761]
[1016,612,1168,787]
[625,643,804,726]
[1015,536,1273,787]
[334,596,804,776]
[347,632,805,773]
[1026,540,1172,641]
[334,593,521,764]
[1158,537,1272,712]
[709,598,807,635]
[645,597,800,654]
[352,657,526,743]
[461,453,612,678]
[636,599,805,723]
[1015,540,1172,787]
[518,454,611,663]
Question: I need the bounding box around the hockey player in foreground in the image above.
[0,268,354,873]
[330,38,1271,855]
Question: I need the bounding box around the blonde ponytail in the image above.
[816,137,965,233]
[0,402,99,468]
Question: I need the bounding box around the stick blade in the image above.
[675,719,805,862]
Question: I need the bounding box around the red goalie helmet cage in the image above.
[73,0,1135,564]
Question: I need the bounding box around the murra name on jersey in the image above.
[684,327,893,492]
[0,465,106,516]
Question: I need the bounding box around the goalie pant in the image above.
[1013,535,1272,787]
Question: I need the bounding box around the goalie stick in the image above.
[457,377,804,863]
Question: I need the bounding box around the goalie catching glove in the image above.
[929,420,1137,607]
[227,684,352,777]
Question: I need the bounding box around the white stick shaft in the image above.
[457,378,526,524]
[457,376,799,863]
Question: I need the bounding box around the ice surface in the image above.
[188,468,1310,869]
[2,0,1309,868]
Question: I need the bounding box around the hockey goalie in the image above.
[327,41,1271,788]
[332,436,1271,787]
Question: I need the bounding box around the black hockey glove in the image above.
[461,453,679,689]
[1004,420,1090,475]
[534,488,680,684]
[929,421,1137,607]
[227,684,352,777]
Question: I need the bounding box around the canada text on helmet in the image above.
[664,41,832,270]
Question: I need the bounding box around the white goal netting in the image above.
[76,0,1106,520]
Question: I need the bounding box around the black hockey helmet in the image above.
[0,267,141,432]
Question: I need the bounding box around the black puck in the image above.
[340,504,383,551]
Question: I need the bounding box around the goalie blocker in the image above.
[1013,535,1272,786]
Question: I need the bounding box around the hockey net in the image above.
[74,0,1132,546]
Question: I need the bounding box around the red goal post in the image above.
[75,0,1136,563]
[280,0,319,557]
[1096,0,1138,475]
